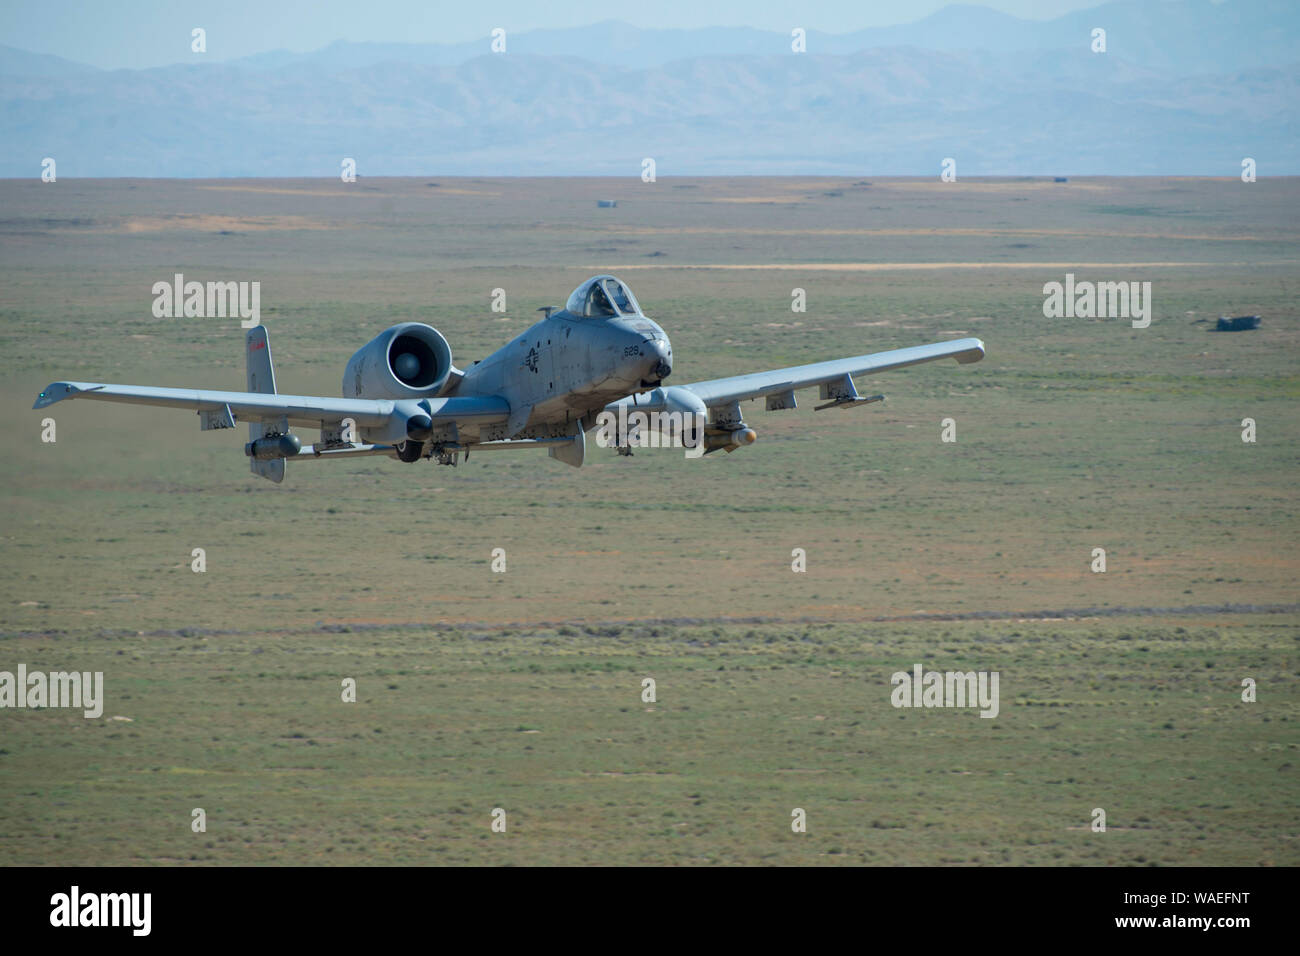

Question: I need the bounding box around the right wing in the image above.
[32,381,508,437]
[32,323,512,482]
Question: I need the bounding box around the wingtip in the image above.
[33,382,104,409]
[33,382,69,409]
[955,338,986,364]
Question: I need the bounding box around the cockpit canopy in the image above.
[564,275,642,319]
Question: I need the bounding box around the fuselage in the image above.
[456,276,672,435]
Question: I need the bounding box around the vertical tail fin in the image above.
[246,325,286,483]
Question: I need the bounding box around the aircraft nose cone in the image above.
[647,337,672,379]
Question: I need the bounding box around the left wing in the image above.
[599,336,984,454]
[674,337,984,409]
[608,337,984,422]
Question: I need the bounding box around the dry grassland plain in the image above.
[0,176,1296,865]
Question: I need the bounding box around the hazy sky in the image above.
[3,0,1125,69]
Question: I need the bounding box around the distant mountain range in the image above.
[2,1,1297,176]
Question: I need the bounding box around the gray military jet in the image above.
[33,274,984,481]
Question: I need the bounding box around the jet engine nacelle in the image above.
[343,323,454,399]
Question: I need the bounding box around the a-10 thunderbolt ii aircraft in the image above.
[33,275,985,482]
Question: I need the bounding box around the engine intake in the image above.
[344,323,454,399]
